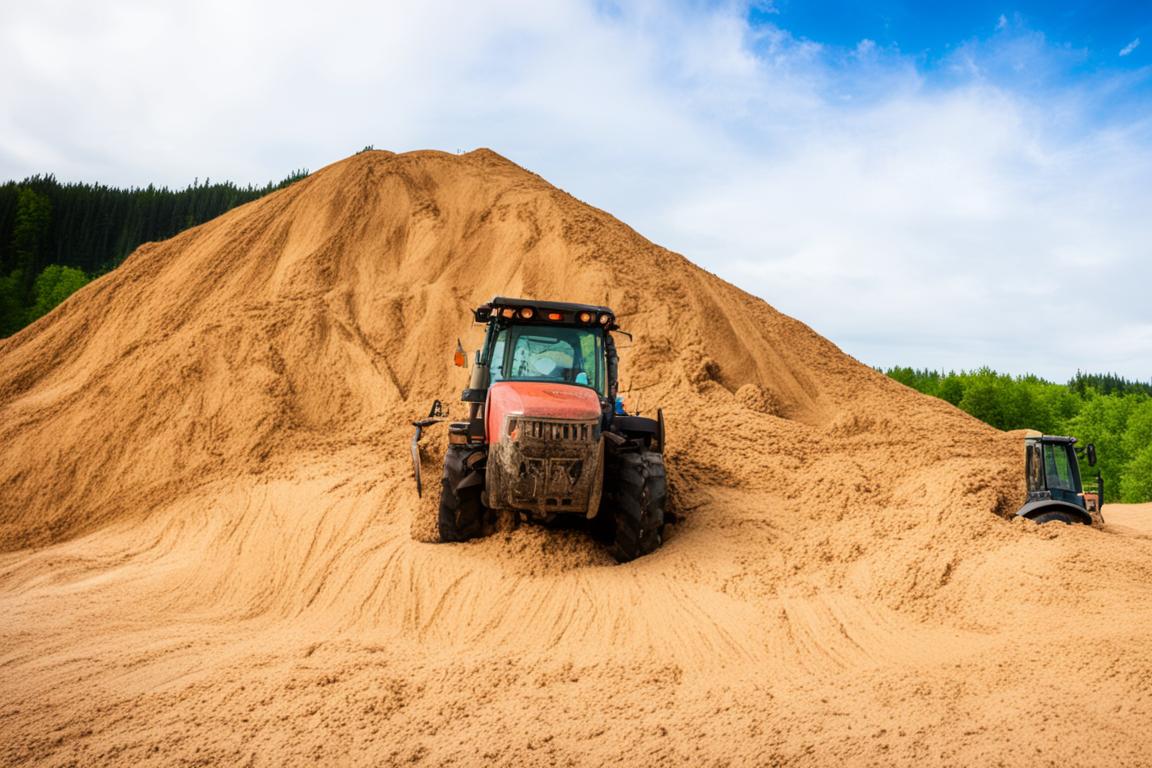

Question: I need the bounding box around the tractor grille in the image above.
[514,418,599,443]
[490,417,604,516]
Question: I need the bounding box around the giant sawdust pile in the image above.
[2,150,1151,766]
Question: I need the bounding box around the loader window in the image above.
[1042,443,1077,492]
[1027,444,1043,493]
[489,325,605,394]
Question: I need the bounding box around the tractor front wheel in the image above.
[438,446,489,542]
[607,451,667,563]
[1032,511,1077,525]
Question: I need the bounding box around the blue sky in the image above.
[754,0,1149,66]
[746,1,1152,115]
[1,1,1149,380]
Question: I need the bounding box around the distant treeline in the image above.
[0,170,308,336]
[887,367,1152,503]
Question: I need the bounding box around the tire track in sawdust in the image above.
[765,589,992,682]
[0,460,993,690]
[376,534,983,682]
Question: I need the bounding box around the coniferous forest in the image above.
[887,368,1152,503]
[0,170,307,336]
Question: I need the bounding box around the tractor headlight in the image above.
[519,307,535,319]
[506,416,521,441]
[598,313,610,325]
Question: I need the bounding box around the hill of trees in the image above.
[0,170,307,336]
[887,367,1152,503]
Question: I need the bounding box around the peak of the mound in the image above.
[0,148,1007,550]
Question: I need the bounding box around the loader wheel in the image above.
[438,446,489,542]
[1032,511,1076,525]
[607,451,667,563]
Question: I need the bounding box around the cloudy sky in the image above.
[2,0,1149,380]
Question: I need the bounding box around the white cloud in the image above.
[1120,38,1140,57]
[0,0,1148,380]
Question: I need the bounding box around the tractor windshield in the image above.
[489,325,605,394]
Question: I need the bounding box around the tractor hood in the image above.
[485,381,602,443]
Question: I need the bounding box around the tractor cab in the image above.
[1018,434,1103,525]
[489,324,604,389]
[468,297,615,411]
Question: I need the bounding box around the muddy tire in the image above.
[438,446,489,542]
[1032,511,1077,525]
[607,451,667,563]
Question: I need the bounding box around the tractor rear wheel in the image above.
[438,446,489,542]
[607,450,667,563]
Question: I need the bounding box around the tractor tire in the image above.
[438,446,489,542]
[607,450,667,563]
[1032,511,1077,525]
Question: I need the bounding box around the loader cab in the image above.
[1019,435,1102,525]
[1026,437,1083,506]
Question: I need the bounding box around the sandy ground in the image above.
[1104,503,1152,537]
[2,150,1151,766]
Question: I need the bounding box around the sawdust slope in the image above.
[0,149,991,548]
[1,150,1150,767]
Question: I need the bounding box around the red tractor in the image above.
[412,297,668,561]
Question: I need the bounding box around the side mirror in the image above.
[1086,443,1097,467]
[453,339,467,368]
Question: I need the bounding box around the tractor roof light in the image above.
[547,312,562,321]
[519,307,535,319]
[598,313,610,325]
[577,311,593,323]
[500,307,515,318]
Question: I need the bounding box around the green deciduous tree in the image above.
[28,264,89,322]
[959,376,1005,428]
[1120,445,1152,502]
[1118,400,1152,502]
